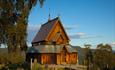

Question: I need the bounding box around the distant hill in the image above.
[113,50,115,54]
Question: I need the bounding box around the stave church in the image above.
[26,16,78,64]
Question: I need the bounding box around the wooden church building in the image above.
[26,17,78,64]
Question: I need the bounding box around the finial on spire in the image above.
[48,13,50,21]
[58,14,60,17]
[48,8,51,21]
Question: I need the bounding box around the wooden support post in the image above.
[30,58,33,70]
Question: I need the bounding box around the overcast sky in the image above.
[28,0,115,49]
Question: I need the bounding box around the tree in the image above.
[0,53,8,64]
[94,44,115,70]
[83,44,93,70]
[0,52,26,69]
[8,51,25,64]
[97,43,112,52]
[0,0,45,52]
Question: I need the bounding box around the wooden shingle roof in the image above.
[27,45,77,53]
[32,17,69,44]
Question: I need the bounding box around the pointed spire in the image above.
[48,8,51,21]
[58,14,60,18]
[48,13,50,21]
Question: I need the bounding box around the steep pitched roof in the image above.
[32,17,69,44]
[27,45,77,53]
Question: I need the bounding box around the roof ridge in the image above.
[41,17,59,26]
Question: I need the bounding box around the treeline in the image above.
[82,44,115,70]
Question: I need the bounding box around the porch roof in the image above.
[27,45,77,53]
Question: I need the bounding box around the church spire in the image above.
[48,8,51,21]
[48,13,50,21]
[57,13,60,20]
